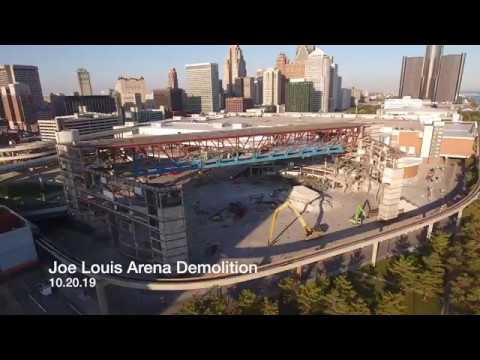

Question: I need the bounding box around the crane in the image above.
[268,200,322,246]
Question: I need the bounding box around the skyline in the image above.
[0,45,478,96]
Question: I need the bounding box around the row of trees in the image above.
[179,156,480,315]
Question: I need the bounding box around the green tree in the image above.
[376,291,407,315]
[419,253,445,300]
[387,255,421,292]
[278,275,301,313]
[297,281,324,315]
[321,275,371,315]
[178,288,232,315]
[450,273,480,314]
[237,289,259,315]
[259,297,280,315]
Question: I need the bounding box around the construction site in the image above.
[52,115,475,278]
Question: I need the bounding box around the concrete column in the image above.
[371,242,379,267]
[426,223,433,240]
[95,280,110,315]
[456,209,463,228]
[296,265,302,278]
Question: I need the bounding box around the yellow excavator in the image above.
[268,200,322,246]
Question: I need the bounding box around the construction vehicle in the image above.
[350,199,378,225]
[268,200,322,246]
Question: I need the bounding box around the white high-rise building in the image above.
[305,49,332,112]
[185,63,219,113]
[262,68,281,106]
[115,76,147,107]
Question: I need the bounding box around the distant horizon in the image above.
[1,45,478,96]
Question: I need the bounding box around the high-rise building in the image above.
[286,79,313,112]
[254,71,263,106]
[420,45,443,100]
[77,68,93,96]
[340,88,353,110]
[276,53,306,80]
[0,83,36,131]
[295,45,316,63]
[399,56,424,98]
[0,65,44,112]
[50,94,117,117]
[262,68,281,106]
[223,45,247,96]
[185,63,219,113]
[114,76,147,107]
[305,49,331,112]
[329,63,342,111]
[435,54,466,103]
[242,77,254,100]
[168,68,179,89]
[398,45,465,103]
[153,88,183,113]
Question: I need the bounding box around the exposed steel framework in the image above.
[93,124,363,168]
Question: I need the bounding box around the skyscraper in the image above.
[168,68,179,89]
[435,53,466,103]
[0,83,36,131]
[398,45,465,103]
[262,68,281,106]
[223,45,247,96]
[242,77,255,100]
[114,76,147,107]
[420,45,443,100]
[185,63,219,113]
[305,49,331,112]
[286,80,313,112]
[399,56,424,98]
[0,65,44,111]
[254,70,263,106]
[77,68,93,96]
[295,45,316,63]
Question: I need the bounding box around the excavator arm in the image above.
[269,200,318,246]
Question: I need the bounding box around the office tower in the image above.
[168,68,179,89]
[223,45,247,96]
[262,68,281,106]
[295,45,316,63]
[420,45,443,100]
[153,88,183,112]
[329,63,341,111]
[50,94,117,117]
[233,78,244,97]
[0,83,36,131]
[114,76,147,107]
[276,51,307,80]
[340,88,353,110]
[399,45,465,103]
[0,65,44,111]
[242,77,254,100]
[399,56,424,98]
[305,49,331,112]
[435,53,466,103]
[254,72,263,106]
[185,63,219,113]
[77,68,93,96]
[286,80,313,112]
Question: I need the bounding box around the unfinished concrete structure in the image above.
[56,130,189,265]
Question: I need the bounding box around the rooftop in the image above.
[0,206,26,234]
[443,122,476,138]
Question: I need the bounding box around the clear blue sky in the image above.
[0,45,478,95]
